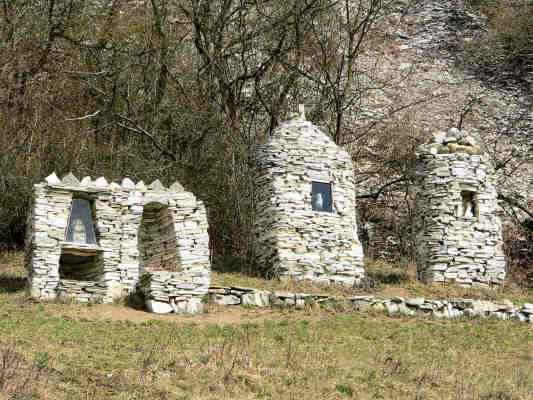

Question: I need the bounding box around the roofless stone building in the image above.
[414,128,506,287]
[25,173,210,313]
[253,110,365,285]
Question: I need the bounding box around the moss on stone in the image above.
[437,145,451,154]
[446,143,482,155]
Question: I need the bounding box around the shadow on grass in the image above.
[0,274,27,293]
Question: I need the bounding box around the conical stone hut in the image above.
[253,111,365,285]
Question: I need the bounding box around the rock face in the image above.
[253,113,365,285]
[25,173,210,312]
[414,129,506,287]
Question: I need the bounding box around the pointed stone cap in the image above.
[109,182,121,190]
[169,181,185,192]
[148,179,165,191]
[45,172,61,185]
[80,176,92,186]
[93,177,108,188]
[135,180,146,190]
[61,172,79,186]
[121,177,135,189]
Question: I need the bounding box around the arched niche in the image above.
[138,202,181,273]
[59,196,103,281]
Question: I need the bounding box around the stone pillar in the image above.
[414,128,506,287]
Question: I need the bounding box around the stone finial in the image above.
[148,179,165,191]
[80,176,92,186]
[135,180,146,190]
[109,182,121,190]
[61,172,79,186]
[45,172,61,185]
[93,177,108,188]
[121,177,135,189]
[298,104,306,120]
[169,181,185,192]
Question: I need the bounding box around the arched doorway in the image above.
[138,202,181,273]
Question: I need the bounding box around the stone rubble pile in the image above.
[26,172,211,312]
[208,286,533,323]
[414,128,506,287]
[254,113,365,285]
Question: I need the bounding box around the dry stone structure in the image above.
[25,173,210,313]
[414,128,506,287]
[253,110,365,285]
[208,285,533,323]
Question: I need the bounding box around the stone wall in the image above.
[414,129,506,287]
[254,113,365,285]
[138,272,205,314]
[25,173,210,312]
[208,285,533,323]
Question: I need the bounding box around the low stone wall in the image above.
[208,286,533,323]
[138,271,206,314]
[56,280,107,303]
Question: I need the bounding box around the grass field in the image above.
[0,252,531,399]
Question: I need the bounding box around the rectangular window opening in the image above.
[311,181,333,213]
[460,190,478,219]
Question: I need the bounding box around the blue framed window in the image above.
[65,198,97,244]
[311,182,333,212]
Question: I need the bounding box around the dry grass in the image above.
[0,251,531,399]
[213,259,533,304]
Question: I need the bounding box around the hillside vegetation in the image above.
[0,1,531,277]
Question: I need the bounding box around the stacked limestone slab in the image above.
[25,173,210,313]
[414,128,506,287]
[253,113,365,285]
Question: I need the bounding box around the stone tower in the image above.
[253,112,365,285]
[414,128,506,287]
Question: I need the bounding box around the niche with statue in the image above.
[59,197,103,282]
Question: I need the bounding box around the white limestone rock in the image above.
[121,177,135,189]
[93,177,108,188]
[45,172,61,185]
[80,176,92,186]
[61,172,79,186]
[242,291,270,307]
[146,299,173,314]
[148,179,165,191]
